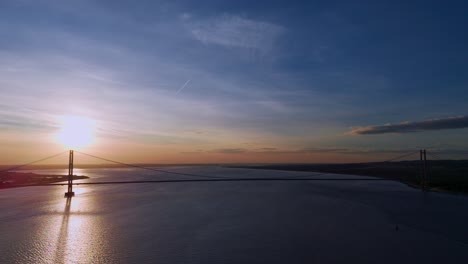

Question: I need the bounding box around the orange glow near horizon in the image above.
[55,115,96,150]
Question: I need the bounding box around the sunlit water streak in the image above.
[1,167,468,263]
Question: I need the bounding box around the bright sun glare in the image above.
[55,115,96,150]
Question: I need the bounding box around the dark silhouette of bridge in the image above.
[0,148,440,197]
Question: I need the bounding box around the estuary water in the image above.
[1,166,468,263]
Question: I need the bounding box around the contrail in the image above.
[176,79,191,94]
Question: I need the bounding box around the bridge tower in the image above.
[65,150,75,197]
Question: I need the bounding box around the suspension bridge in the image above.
[2,148,468,264]
[1,147,463,197]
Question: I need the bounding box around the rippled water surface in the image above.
[1,166,468,263]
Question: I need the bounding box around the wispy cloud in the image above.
[255,100,292,113]
[299,147,418,155]
[210,148,247,154]
[176,79,191,94]
[349,116,468,135]
[184,14,284,53]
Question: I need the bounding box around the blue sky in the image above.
[1,0,467,164]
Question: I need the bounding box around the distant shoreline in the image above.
[0,163,229,170]
[2,160,467,171]
[0,172,88,189]
[230,160,468,194]
[2,161,467,194]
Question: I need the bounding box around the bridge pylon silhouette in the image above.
[64,150,75,197]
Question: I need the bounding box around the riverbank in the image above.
[230,160,468,194]
[0,172,88,189]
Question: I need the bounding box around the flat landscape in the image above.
[0,172,88,189]
[234,160,468,193]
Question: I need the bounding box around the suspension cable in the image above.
[380,150,420,163]
[0,151,68,174]
[426,152,445,161]
[75,151,224,179]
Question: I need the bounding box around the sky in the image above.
[1,0,468,164]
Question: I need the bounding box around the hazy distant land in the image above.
[0,163,217,170]
[2,160,467,193]
[232,160,468,194]
[0,172,88,189]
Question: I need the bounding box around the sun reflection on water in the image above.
[40,187,112,263]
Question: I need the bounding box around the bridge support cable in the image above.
[381,150,420,163]
[74,151,225,179]
[289,150,421,178]
[0,151,68,174]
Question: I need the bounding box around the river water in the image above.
[1,166,467,263]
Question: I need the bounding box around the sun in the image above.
[55,115,96,150]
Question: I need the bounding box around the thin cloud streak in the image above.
[184,14,284,53]
[349,116,468,135]
[176,79,191,94]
